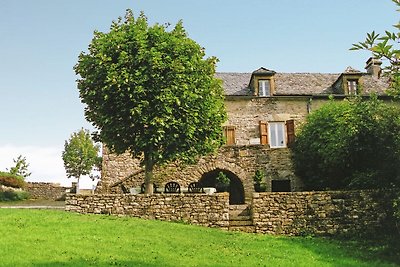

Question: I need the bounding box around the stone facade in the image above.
[66,193,230,229]
[26,182,69,200]
[252,190,391,235]
[100,96,318,201]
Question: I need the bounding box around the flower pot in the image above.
[254,183,267,192]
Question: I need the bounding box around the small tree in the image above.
[62,129,100,187]
[74,10,227,194]
[7,155,31,179]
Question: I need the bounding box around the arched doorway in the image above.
[199,168,245,205]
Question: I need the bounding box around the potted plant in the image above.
[253,169,267,192]
[215,171,230,192]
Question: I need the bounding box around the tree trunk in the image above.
[144,153,154,194]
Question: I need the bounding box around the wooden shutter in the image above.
[259,121,268,145]
[286,119,295,147]
[224,126,236,145]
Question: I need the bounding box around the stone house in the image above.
[98,57,389,205]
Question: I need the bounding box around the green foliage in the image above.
[351,0,400,96]
[293,97,400,190]
[0,209,398,266]
[393,192,400,234]
[216,171,230,186]
[253,169,265,184]
[0,190,29,201]
[62,129,100,182]
[0,171,25,188]
[7,155,31,179]
[74,10,227,193]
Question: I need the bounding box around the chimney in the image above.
[365,57,382,78]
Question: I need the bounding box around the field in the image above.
[0,209,399,266]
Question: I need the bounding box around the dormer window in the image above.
[332,67,362,95]
[258,80,271,96]
[249,67,276,97]
[347,80,358,95]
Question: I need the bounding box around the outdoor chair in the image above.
[188,182,204,193]
[164,181,181,193]
[141,183,158,193]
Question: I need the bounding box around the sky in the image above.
[0,0,397,187]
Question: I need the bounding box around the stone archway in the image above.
[199,168,245,205]
[191,161,248,204]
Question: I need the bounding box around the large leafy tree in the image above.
[351,0,400,96]
[74,10,227,193]
[62,129,101,187]
[292,97,400,191]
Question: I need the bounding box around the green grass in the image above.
[0,209,398,267]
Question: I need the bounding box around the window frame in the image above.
[268,122,286,148]
[347,80,358,95]
[258,79,271,97]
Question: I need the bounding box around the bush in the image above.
[0,172,26,188]
[293,97,400,191]
[0,190,29,201]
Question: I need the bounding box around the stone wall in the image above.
[26,182,69,200]
[252,190,391,236]
[66,193,230,228]
[66,190,391,236]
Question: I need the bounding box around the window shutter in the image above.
[259,121,268,145]
[286,119,295,147]
[224,126,236,145]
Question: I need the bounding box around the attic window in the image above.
[347,80,358,95]
[258,80,271,97]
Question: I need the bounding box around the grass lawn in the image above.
[0,209,399,267]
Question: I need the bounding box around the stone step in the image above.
[229,215,251,221]
[229,219,253,226]
[229,226,256,233]
[229,205,251,217]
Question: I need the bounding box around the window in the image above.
[271,180,291,192]
[258,80,271,96]
[223,126,236,145]
[347,80,358,95]
[259,120,295,147]
[268,122,286,148]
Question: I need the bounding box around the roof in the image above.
[215,71,389,96]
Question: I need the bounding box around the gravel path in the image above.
[0,200,65,210]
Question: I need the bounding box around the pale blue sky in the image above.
[0,0,397,186]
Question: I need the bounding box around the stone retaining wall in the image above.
[26,182,69,200]
[66,190,391,236]
[66,193,230,228]
[252,190,391,235]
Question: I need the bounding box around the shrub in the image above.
[0,190,29,201]
[0,172,26,188]
[293,97,400,191]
